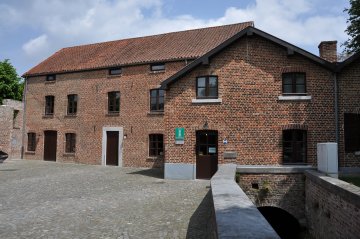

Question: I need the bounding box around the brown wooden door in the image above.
[44,131,57,161]
[106,131,119,166]
[196,130,218,179]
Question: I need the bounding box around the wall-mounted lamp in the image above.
[203,121,208,129]
[124,134,127,139]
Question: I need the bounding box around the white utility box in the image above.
[317,142,338,178]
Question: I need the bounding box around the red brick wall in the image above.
[164,35,336,166]
[338,58,360,167]
[238,173,305,222]
[24,61,187,167]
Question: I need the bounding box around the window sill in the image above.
[63,153,75,157]
[107,74,122,78]
[106,112,119,116]
[148,111,164,116]
[355,151,360,156]
[192,98,222,104]
[25,151,36,155]
[42,114,54,118]
[278,95,312,101]
[64,114,77,118]
[149,70,165,74]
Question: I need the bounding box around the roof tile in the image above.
[24,22,253,76]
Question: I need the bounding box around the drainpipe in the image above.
[333,73,339,144]
[21,77,28,159]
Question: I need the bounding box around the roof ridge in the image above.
[62,21,254,50]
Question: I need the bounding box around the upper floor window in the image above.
[65,133,76,153]
[27,132,36,151]
[150,89,164,112]
[283,129,307,164]
[46,74,56,82]
[67,94,78,115]
[45,95,55,115]
[282,73,306,94]
[196,76,218,99]
[149,134,164,157]
[150,63,165,72]
[108,91,120,113]
[344,113,360,153]
[109,67,122,75]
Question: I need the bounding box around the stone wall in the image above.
[0,99,23,159]
[212,164,279,238]
[305,170,360,239]
[237,169,307,224]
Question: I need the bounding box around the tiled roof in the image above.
[24,22,254,76]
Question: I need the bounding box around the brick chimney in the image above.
[318,41,337,62]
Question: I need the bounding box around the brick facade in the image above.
[24,61,186,167]
[338,58,360,167]
[0,99,23,159]
[164,35,336,168]
[22,24,359,173]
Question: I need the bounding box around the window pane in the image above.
[283,77,292,85]
[109,68,122,75]
[149,134,163,156]
[197,78,206,87]
[296,85,305,93]
[151,64,165,71]
[197,88,206,97]
[150,90,157,97]
[296,77,305,85]
[209,77,217,87]
[159,90,164,97]
[283,85,293,93]
[209,88,217,97]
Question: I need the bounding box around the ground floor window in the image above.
[283,129,307,164]
[344,113,360,152]
[27,132,36,151]
[149,134,163,157]
[65,133,76,153]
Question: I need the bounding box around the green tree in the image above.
[0,59,23,105]
[343,0,360,54]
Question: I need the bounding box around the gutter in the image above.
[21,77,28,159]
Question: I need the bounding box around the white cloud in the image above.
[2,0,348,71]
[22,34,49,56]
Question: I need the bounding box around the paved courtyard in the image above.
[0,160,212,239]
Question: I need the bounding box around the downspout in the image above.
[333,72,339,144]
[21,77,28,159]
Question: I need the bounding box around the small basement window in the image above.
[46,75,56,81]
[109,67,122,75]
[150,63,165,72]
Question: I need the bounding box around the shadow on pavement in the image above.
[127,168,164,179]
[186,190,216,239]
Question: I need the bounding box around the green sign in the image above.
[175,128,185,141]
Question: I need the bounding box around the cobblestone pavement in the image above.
[0,160,211,239]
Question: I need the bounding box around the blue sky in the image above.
[0,0,350,76]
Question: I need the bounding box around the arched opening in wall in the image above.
[258,206,301,239]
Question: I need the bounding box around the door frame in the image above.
[102,127,123,166]
[195,130,218,179]
[43,130,57,161]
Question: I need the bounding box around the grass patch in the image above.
[339,176,360,187]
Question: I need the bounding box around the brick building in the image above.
[23,22,360,179]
